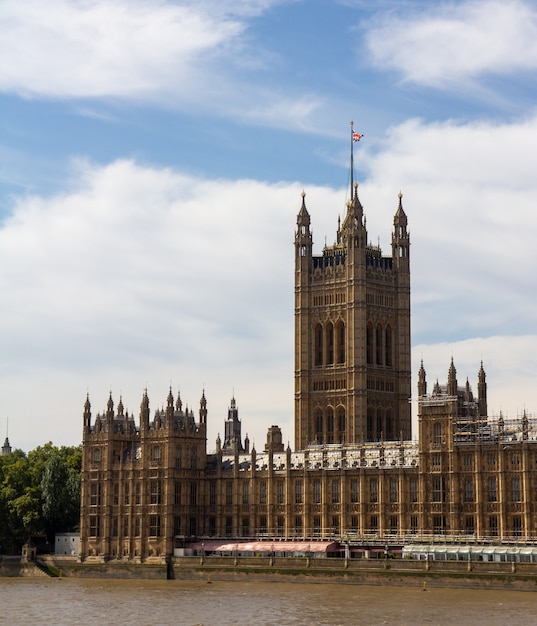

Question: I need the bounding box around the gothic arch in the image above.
[314,323,323,366]
[336,320,345,364]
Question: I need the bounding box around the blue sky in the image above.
[1,0,536,451]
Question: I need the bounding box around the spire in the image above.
[418,360,427,396]
[117,395,124,417]
[392,191,410,265]
[447,358,457,396]
[175,389,182,412]
[140,389,150,430]
[199,389,207,424]
[295,191,313,265]
[478,360,487,417]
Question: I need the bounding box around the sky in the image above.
[1,0,536,453]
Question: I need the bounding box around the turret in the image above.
[199,389,207,426]
[295,191,313,269]
[106,392,114,427]
[83,394,92,432]
[418,360,427,397]
[447,358,458,396]
[392,191,410,268]
[140,389,150,431]
[478,361,487,417]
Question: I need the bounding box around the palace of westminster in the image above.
[80,178,536,561]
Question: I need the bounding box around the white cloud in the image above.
[365,0,537,88]
[0,0,243,99]
[1,112,536,451]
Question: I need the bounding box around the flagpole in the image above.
[350,120,354,199]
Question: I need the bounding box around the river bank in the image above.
[3,555,537,590]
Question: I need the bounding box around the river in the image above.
[1,578,536,625]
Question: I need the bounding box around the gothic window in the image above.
[410,515,418,534]
[277,516,284,536]
[370,478,378,503]
[326,322,334,365]
[191,448,197,469]
[314,324,323,366]
[153,446,161,462]
[295,516,303,536]
[336,321,345,364]
[464,478,474,502]
[112,516,118,537]
[92,448,101,463]
[174,516,181,536]
[385,409,393,440]
[376,323,383,365]
[513,516,522,537]
[113,483,119,505]
[465,515,475,535]
[259,480,267,505]
[150,481,161,505]
[488,477,497,502]
[489,516,498,537]
[409,479,418,503]
[277,481,285,504]
[123,516,129,537]
[135,483,141,505]
[315,410,323,443]
[337,407,346,443]
[242,482,249,505]
[313,516,321,535]
[389,479,398,503]
[174,482,181,505]
[90,483,101,506]
[326,408,334,443]
[259,515,267,534]
[89,515,100,537]
[432,477,445,502]
[226,481,233,505]
[367,408,374,441]
[190,482,197,506]
[295,480,303,504]
[313,480,321,504]
[376,409,383,440]
[433,422,443,445]
[366,323,373,365]
[124,484,130,506]
[225,516,232,536]
[332,480,340,504]
[242,516,250,537]
[350,479,359,503]
[512,477,521,502]
[135,517,141,537]
[149,515,160,537]
[209,481,216,506]
[385,325,393,367]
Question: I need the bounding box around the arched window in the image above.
[386,408,393,441]
[326,322,334,365]
[326,408,334,444]
[337,407,346,443]
[315,410,323,444]
[336,321,345,364]
[366,323,373,365]
[314,324,323,366]
[367,408,374,441]
[385,325,393,367]
[376,323,383,365]
[376,408,383,441]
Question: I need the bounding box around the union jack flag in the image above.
[352,131,363,142]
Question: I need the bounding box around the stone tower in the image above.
[294,183,411,449]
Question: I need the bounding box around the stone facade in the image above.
[79,188,535,562]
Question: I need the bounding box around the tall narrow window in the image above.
[336,321,345,364]
[326,322,334,365]
[315,324,323,366]
[326,409,334,443]
[313,480,321,504]
[376,323,383,365]
[385,325,393,367]
[366,323,373,365]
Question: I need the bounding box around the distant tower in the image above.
[294,126,411,449]
[222,394,243,452]
[1,418,12,456]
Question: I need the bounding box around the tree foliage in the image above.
[0,443,81,553]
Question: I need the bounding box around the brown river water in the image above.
[1,578,536,625]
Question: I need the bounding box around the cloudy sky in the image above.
[1,0,536,452]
